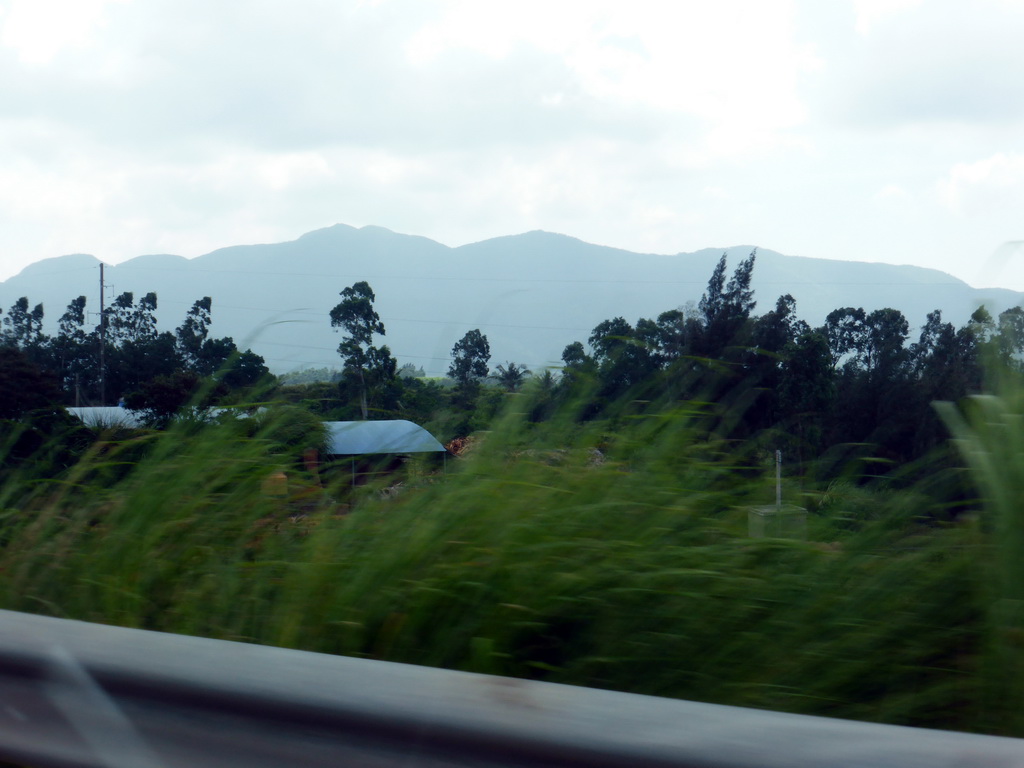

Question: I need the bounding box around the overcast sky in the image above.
[2,0,1023,289]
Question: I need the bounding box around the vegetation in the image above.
[4,257,1024,738]
[0,374,1017,735]
[0,290,270,420]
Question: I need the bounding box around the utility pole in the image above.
[99,263,106,406]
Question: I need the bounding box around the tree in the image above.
[909,309,970,455]
[176,297,213,369]
[449,329,491,386]
[778,330,835,466]
[1,297,33,348]
[824,307,867,368]
[28,302,44,349]
[724,250,757,318]
[587,317,659,397]
[112,331,181,398]
[132,292,159,341]
[0,347,62,421]
[746,294,807,430]
[195,336,239,377]
[821,306,913,459]
[695,250,757,359]
[220,349,271,390]
[172,296,242,377]
[494,361,531,392]
[0,346,75,474]
[58,296,87,339]
[330,282,396,419]
[54,296,92,402]
[124,370,206,428]
[651,306,695,364]
[103,292,135,346]
[995,306,1024,369]
[751,295,803,360]
[862,308,909,379]
[698,254,728,329]
[561,341,592,372]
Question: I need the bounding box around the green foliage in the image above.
[278,367,342,385]
[0,347,63,421]
[449,329,491,385]
[1,296,43,349]
[124,370,207,428]
[8,260,1024,738]
[0,384,1014,736]
[695,250,757,359]
[330,282,398,419]
[937,386,1024,734]
[447,329,492,426]
[493,361,530,392]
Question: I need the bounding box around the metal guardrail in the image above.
[0,609,1021,767]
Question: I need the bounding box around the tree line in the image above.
[6,253,1021,475]
[1,290,269,423]
[288,257,1024,470]
[552,250,1024,470]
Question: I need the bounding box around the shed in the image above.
[323,420,445,456]
[323,419,447,489]
[67,406,144,429]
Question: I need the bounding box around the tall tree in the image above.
[58,296,87,340]
[54,296,91,403]
[1,297,32,348]
[746,294,807,430]
[176,297,213,370]
[778,329,835,466]
[449,329,491,386]
[103,292,135,346]
[695,250,757,359]
[330,282,395,419]
[447,328,492,425]
[132,292,159,342]
[824,307,868,368]
[698,254,728,329]
[995,306,1024,369]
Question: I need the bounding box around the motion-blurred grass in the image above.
[0,386,1013,735]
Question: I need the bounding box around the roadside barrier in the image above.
[0,609,1020,767]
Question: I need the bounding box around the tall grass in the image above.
[937,385,1024,735]
[0,389,1011,735]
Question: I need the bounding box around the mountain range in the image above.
[2,224,1021,375]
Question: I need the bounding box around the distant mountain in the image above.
[2,224,1020,375]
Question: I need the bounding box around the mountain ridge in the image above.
[1,224,1019,374]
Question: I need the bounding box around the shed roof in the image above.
[324,420,445,455]
[67,407,144,428]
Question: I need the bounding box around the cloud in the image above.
[937,152,1024,215]
[851,0,924,34]
[823,0,1024,127]
[874,184,909,201]
[407,0,820,148]
[0,0,1021,293]
[0,0,129,65]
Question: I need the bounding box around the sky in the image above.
[2,0,1024,289]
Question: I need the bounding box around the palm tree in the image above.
[494,361,531,392]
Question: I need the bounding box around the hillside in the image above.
[2,224,1019,374]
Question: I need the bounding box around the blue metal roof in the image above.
[67,406,144,428]
[324,419,445,454]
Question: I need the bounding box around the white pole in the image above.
[776,450,782,508]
